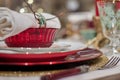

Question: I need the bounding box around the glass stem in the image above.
[110,37,119,55]
[112,46,117,55]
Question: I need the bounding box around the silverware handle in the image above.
[41,65,89,80]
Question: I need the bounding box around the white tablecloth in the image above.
[0,40,120,80]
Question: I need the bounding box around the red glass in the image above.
[5,28,57,48]
[95,0,100,16]
[115,1,120,10]
[96,0,120,16]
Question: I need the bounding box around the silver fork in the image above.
[98,56,120,70]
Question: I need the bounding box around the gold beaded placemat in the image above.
[89,55,108,71]
[0,55,108,77]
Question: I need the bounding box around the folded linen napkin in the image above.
[0,7,61,40]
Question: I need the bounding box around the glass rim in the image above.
[98,0,120,3]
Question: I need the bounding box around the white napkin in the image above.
[0,7,61,40]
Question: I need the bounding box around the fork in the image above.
[98,56,120,70]
[41,56,120,80]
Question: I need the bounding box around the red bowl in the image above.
[5,28,58,48]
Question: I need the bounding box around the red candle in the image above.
[116,1,120,10]
[95,0,100,16]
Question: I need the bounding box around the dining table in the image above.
[0,39,120,80]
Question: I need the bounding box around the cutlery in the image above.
[65,48,98,60]
[41,65,89,80]
[40,56,120,80]
[98,56,120,70]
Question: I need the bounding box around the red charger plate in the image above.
[0,48,102,66]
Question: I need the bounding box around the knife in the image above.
[40,65,89,80]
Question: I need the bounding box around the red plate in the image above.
[0,48,102,66]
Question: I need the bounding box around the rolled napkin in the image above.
[0,7,61,40]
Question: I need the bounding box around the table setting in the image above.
[1,0,120,80]
[0,40,109,80]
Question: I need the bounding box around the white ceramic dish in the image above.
[0,43,71,53]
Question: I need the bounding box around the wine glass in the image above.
[97,0,120,55]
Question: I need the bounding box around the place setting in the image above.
[0,39,108,78]
[1,0,120,80]
[0,0,104,70]
[0,29,108,79]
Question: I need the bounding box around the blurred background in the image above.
[0,0,96,42]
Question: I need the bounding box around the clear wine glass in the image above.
[97,0,120,55]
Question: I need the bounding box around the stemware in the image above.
[97,0,120,55]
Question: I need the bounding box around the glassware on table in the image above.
[97,0,120,55]
[5,28,57,48]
